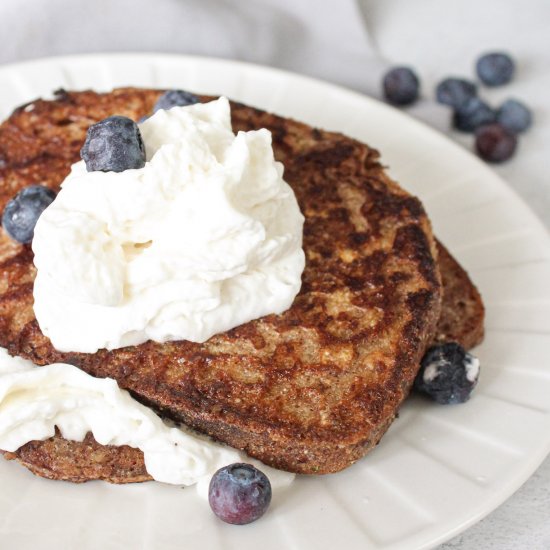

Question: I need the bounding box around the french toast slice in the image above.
[0,88,476,477]
[2,432,151,483]
[2,240,483,483]
[434,242,484,349]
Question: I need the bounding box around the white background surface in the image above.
[0,1,548,548]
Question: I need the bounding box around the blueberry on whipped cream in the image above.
[414,342,480,404]
[81,115,146,172]
[154,89,200,112]
[1,184,56,244]
[32,97,305,353]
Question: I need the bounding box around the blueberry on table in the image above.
[475,123,518,163]
[414,342,480,404]
[209,463,272,525]
[496,99,532,134]
[81,116,146,173]
[436,78,477,109]
[476,52,515,86]
[382,67,420,106]
[153,90,200,112]
[452,97,495,132]
[2,185,56,244]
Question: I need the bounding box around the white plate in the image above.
[0,54,549,550]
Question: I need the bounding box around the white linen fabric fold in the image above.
[0,1,549,548]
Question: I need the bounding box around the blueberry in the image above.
[436,78,477,109]
[476,52,515,87]
[453,97,495,132]
[153,90,200,112]
[2,185,56,244]
[475,123,517,163]
[496,99,532,134]
[81,116,145,173]
[208,463,272,525]
[414,342,480,404]
[382,67,420,106]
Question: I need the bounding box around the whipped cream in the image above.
[32,97,305,353]
[0,348,294,493]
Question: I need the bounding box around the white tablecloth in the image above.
[0,1,549,547]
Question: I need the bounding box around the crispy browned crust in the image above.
[3,245,484,484]
[435,241,485,349]
[0,88,445,475]
[2,432,150,483]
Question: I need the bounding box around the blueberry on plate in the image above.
[435,77,477,109]
[476,52,515,86]
[153,89,200,112]
[414,342,480,404]
[496,99,532,134]
[1,185,56,244]
[452,97,495,132]
[475,123,518,163]
[382,67,420,106]
[81,116,146,173]
[209,463,272,525]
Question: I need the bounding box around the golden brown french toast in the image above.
[0,89,481,480]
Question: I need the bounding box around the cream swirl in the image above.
[32,97,305,353]
[0,348,294,491]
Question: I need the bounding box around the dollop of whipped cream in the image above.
[0,348,294,493]
[32,97,305,353]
